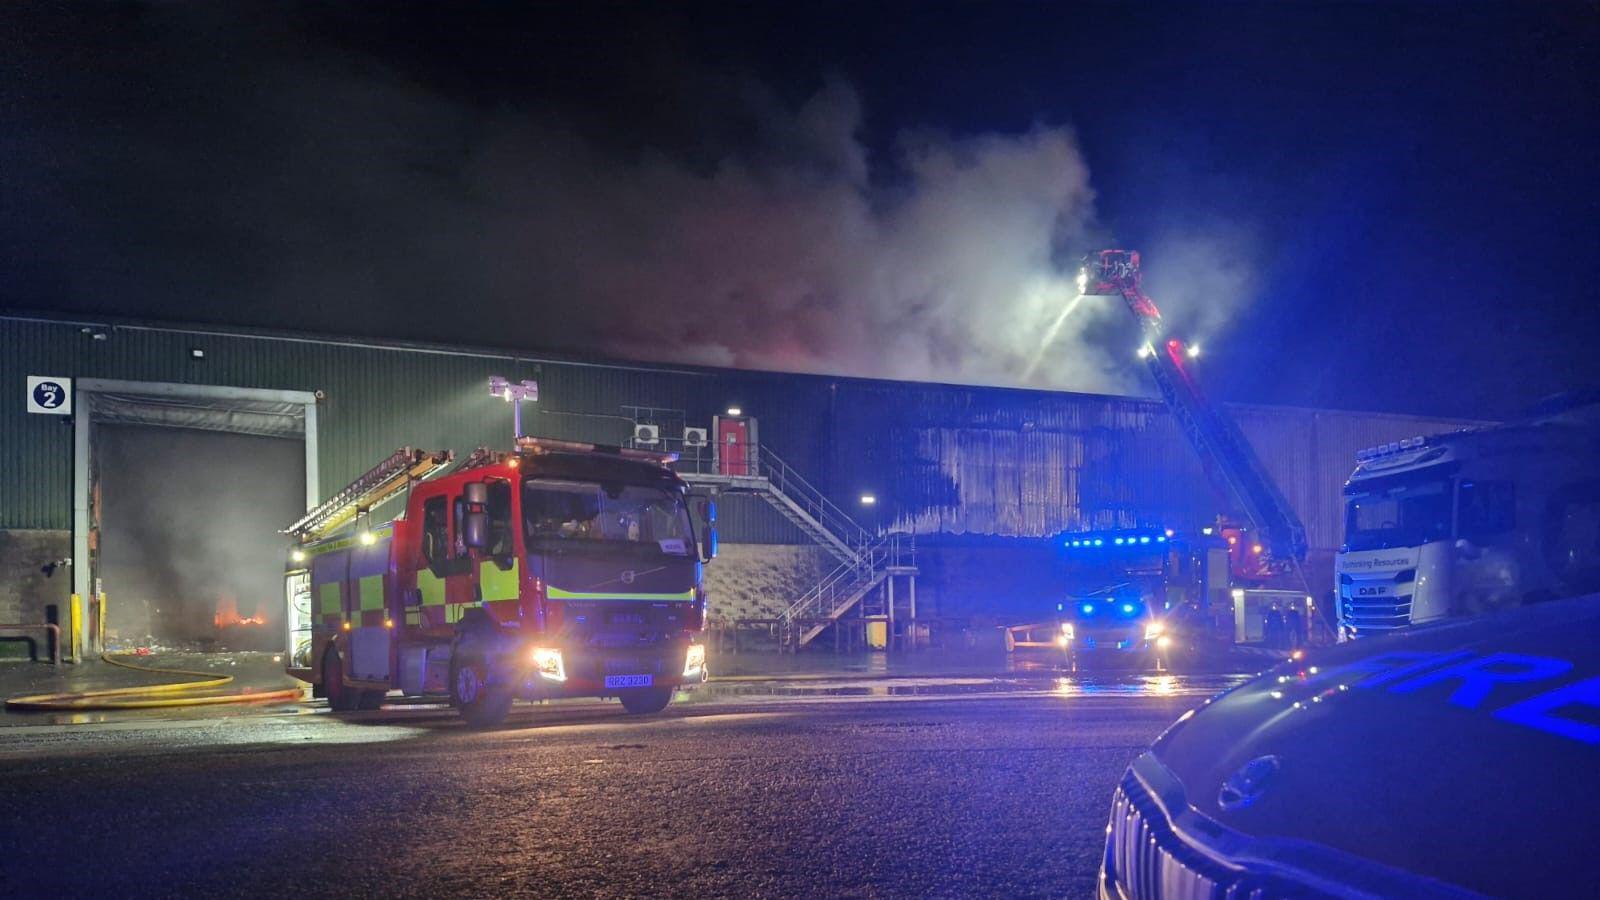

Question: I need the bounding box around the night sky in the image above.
[3,1,1595,419]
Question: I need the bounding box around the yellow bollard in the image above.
[98,592,108,653]
[68,593,82,663]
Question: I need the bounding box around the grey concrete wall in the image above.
[704,543,832,623]
[0,529,72,658]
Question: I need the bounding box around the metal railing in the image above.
[760,449,873,554]
[778,531,915,626]
[675,444,873,555]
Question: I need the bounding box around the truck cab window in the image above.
[1457,480,1515,538]
[486,480,513,557]
[422,496,448,566]
[452,496,468,558]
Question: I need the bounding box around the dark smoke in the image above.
[97,426,302,649]
[3,5,1256,395]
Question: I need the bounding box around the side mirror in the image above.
[463,482,488,505]
[701,526,718,562]
[463,511,489,550]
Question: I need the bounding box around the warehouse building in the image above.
[0,313,1476,656]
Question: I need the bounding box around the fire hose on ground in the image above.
[4,653,303,711]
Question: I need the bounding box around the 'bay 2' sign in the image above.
[26,376,72,415]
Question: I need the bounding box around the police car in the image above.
[1100,593,1600,898]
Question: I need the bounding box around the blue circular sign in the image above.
[32,380,66,409]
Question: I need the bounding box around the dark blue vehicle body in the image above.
[1102,593,1600,898]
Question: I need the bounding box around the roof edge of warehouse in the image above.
[1,307,1487,426]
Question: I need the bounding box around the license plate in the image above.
[604,674,653,689]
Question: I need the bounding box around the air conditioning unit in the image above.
[633,424,660,446]
[683,427,708,448]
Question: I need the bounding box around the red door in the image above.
[719,418,750,475]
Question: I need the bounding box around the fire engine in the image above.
[282,437,715,727]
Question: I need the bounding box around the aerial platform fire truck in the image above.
[1018,250,1317,659]
[283,437,715,727]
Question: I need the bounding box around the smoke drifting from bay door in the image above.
[97,426,303,650]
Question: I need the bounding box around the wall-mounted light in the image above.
[189,348,206,360]
[726,406,743,416]
[859,494,877,506]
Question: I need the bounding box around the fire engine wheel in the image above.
[618,686,672,715]
[323,648,361,712]
[357,689,387,710]
[450,655,512,728]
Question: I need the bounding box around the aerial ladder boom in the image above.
[1079,250,1309,566]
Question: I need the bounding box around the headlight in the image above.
[1143,622,1164,641]
[683,643,707,679]
[529,647,566,682]
[1059,622,1074,642]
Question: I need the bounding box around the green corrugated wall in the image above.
[0,316,813,541]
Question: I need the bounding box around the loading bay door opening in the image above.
[97,425,305,649]
[73,379,319,656]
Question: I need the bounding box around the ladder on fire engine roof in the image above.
[1081,250,1309,566]
[283,447,454,541]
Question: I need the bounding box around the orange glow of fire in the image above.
[215,596,267,628]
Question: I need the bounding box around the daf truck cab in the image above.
[1336,400,1600,637]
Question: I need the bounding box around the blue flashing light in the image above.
[1157,535,1167,543]
[1139,536,1151,544]
[1121,603,1135,615]
[1114,537,1125,545]
[1081,603,1095,615]
[1093,539,1104,547]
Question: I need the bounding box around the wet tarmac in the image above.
[0,664,1257,897]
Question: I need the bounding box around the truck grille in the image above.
[1340,593,1411,633]
[1103,773,1300,900]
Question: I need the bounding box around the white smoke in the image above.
[480,81,1129,391]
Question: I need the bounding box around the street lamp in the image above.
[488,376,539,438]
[859,494,877,506]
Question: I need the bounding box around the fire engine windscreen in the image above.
[523,480,694,555]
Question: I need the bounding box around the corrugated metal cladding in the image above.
[2,316,1481,550]
[826,381,1483,553]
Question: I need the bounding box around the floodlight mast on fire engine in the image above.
[1078,249,1308,569]
[488,376,539,439]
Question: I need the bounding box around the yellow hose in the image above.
[5,654,302,711]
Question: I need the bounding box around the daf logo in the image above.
[619,570,636,585]
[1358,586,1388,596]
[1217,755,1281,811]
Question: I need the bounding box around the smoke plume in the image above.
[3,6,1258,395]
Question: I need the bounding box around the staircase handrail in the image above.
[757,448,873,553]
[778,532,914,624]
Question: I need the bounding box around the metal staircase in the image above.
[678,447,915,647]
[778,532,915,647]
[678,448,870,563]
